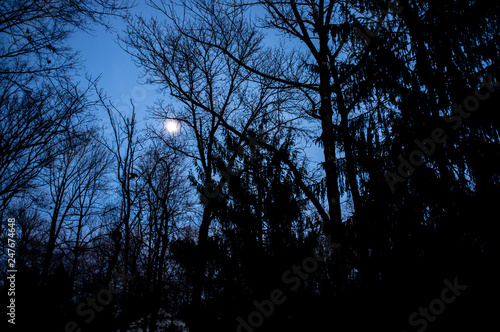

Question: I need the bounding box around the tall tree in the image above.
[135,139,191,331]
[40,128,110,283]
[122,6,298,328]
[0,0,131,214]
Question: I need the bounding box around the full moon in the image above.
[165,120,180,134]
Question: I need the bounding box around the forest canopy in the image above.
[1,0,499,331]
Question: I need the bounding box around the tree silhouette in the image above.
[1,1,499,331]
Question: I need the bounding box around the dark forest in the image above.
[1,0,499,331]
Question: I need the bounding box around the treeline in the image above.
[1,1,499,332]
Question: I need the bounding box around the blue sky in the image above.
[70,1,159,123]
[70,0,327,179]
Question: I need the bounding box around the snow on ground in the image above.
[123,309,189,332]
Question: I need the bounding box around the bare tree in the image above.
[65,138,111,292]
[39,129,110,283]
[98,99,143,284]
[122,5,301,322]
[0,0,131,83]
[0,0,132,215]
[135,139,191,331]
[0,78,97,216]
[124,0,405,293]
